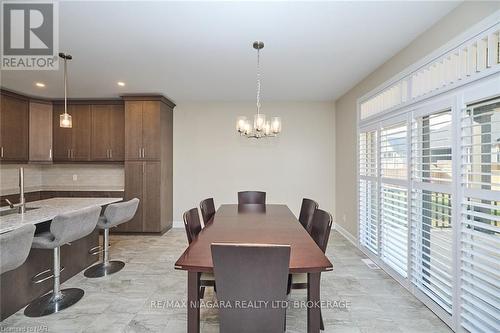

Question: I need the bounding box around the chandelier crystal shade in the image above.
[59,52,72,128]
[236,41,281,138]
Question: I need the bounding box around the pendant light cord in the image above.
[256,48,261,115]
[64,57,68,115]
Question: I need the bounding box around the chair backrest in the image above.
[199,198,215,225]
[298,198,318,232]
[309,209,333,253]
[104,198,140,227]
[0,224,36,274]
[237,191,266,205]
[50,206,101,245]
[211,243,290,333]
[183,208,202,244]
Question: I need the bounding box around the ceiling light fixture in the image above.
[117,81,125,87]
[59,52,72,128]
[236,41,281,139]
[35,82,45,88]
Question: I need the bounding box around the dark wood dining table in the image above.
[174,204,333,333]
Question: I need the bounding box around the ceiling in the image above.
[1,1,460,102]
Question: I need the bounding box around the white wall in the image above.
[173,101,335,223]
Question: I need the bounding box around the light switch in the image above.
[72,174,78,181]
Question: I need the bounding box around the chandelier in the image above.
[236,41,281,138]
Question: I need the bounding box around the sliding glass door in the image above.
[358,78,500,332]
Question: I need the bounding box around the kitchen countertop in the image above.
[0,197,122,234]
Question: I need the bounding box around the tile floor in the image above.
[0,229,452,333]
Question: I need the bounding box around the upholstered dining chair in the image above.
[200,198,216,226]
[237,191,266,205]
[182,207,215,298]
[212,243,290,333]
[288,208,333,330]
[298,198,319,233]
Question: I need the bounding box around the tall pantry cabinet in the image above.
[116,95,174,233]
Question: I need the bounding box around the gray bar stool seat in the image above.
[84,198,139,278]
[0,224,36,274]
[24,206,101,317]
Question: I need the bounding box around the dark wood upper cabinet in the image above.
[142,101,161,160]
[52,104,91,162]
[29,101,53,162]
[52,104,72,161]
[125,100,161,161]
[91,104,124,161]
[0,92,29,162]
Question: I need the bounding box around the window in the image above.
[381,124,407,180]
[359,131,378,254]
[357,25,499,330]
[460,98,500,333]
[381,184,408,277]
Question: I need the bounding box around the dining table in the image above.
[174,204,333,333]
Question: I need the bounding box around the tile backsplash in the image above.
[0,164,124,195]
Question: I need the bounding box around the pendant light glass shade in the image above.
[254,114,266,131]
[236,116,247,133]
[271,117,281,134]
[60,112,72,128]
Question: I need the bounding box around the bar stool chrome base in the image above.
[24,288,84,317]
[84,260,125,278]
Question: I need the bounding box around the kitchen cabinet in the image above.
[91,104,124,161]
[125,100,161,160]
[52,104,91,161]
[0,92,29,162]
[29,101,53,162]
[117,95,174,233]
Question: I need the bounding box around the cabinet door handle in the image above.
[1,146,3,158]
[68,149,70,158]
[49,148,52,159]
[142,148,145,159]
[109,149,112,159]
[139,148,141,158]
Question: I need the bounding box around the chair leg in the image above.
[286,274,292,295]
[320,309,324,330]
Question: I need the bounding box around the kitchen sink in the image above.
[0,207,39,217]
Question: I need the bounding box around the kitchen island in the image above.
[0,197,122,320]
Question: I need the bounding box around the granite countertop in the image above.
[0,197,122,234]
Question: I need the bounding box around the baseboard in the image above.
[173,220,184,228]
[333,222,357,247]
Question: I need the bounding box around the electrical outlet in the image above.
[72,174,78,181]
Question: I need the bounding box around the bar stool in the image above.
[84,198,139,278]
[24,206,101,317]
[0,224,36,274]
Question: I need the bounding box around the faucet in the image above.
[19,167,25,213]
[3,168,26,213]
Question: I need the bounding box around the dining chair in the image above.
[182,207,215,298]
[298,198,318,233]
[288,208,333,330]
[211,243,290,333]
[200,198,216,226]
[237,191,266,205]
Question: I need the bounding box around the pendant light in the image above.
[59,52,72,128]
[236,41,281,139]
